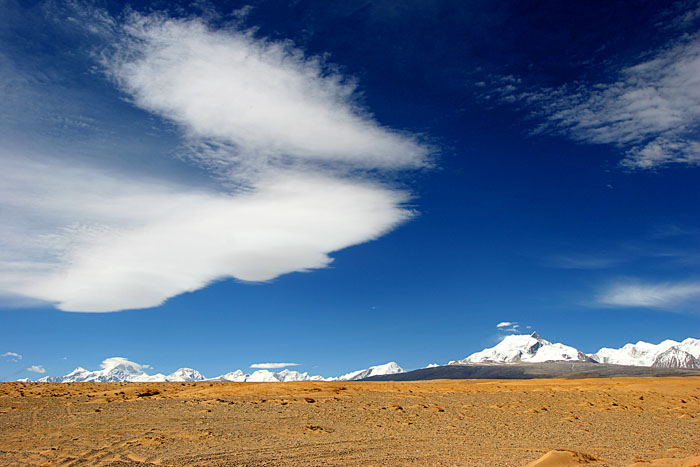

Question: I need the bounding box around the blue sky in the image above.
[1,0,699,380]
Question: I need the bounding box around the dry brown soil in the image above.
[1,377,698,466]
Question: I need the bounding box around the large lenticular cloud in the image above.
[0,12,429,312]
[108,13,428,172]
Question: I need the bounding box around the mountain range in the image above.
[30,358,405,383]
[21,332,700,382]
[449,332,700,369]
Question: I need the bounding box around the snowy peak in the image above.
[62,367,92,381]
[275,369,326,382]
[651,348,700,369]
[166,368,205,382]
[591,340,676,366]
[214,370,247,382]
[48,358,163,383]
[590,338,700,368]
[456,333,700,368]
[677,337,700,357]
[210,369,327,382]
[451,332,591,365]
[338,362,404,381]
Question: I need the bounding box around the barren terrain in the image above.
[1,377,698,466]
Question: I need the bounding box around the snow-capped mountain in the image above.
[449,333,700,369]
[27,359,402,383]
[338,362,404,381]
[165,368,206,382]
[210,369,327,382]
[651,348,700,369]
[38,358,167,383]
[211,369,247,382]
[450,332,592,365]
[591,337,700,368]
[21,335,700,383]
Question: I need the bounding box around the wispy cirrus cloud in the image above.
[250,362,300,369]
[544,254,623,270]
[496,322,521,333]
[493,28,700,169]
[0,8,429,312]
[598,281,700,309]
[1,352,22,362]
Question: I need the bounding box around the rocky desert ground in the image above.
[1,377,698,466]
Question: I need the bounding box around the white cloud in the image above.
[598,281,700,309]
[509,31,700,169]
[27,365,46,374]
[1,352,22,362]
[0,11,428,312]
[250,362,300,369]
[496,322,520,333]
[1,154,411,312]
[106,13,428,177]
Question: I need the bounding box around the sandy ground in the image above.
[1,377,698,466]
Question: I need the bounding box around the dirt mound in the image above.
[525,450,598,466]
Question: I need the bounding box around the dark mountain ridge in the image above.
[364,361,700,381]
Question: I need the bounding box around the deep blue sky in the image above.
[1,0,699,380]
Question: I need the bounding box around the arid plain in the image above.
[1,378,699,467]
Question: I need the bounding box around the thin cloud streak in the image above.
[544,254,623,270]
[598,281,700,309]
[496,322,520,333]
[1,352,22,362]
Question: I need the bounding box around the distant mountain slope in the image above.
[650,348,700,369]
[366,362,700,381]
